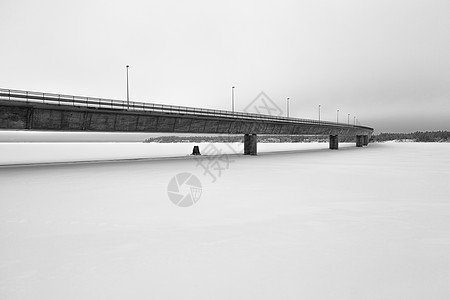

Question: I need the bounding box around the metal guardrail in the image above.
[0,88,373,131]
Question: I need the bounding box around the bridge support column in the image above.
[244,134,257,155]
[356,135,363,147]
[363,135,369,146]
[329,135,339,150]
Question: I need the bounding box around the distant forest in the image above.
[143,131,450,143]
[144,135,329,143]
[373,131,450,142]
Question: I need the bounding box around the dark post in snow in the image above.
[192,146,201,155]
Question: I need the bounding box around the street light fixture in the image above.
[287,98,290,117]
[337,109,339,124]
[318,105,321,122]
[348,113,350,126]
[232,86,235,113]
[354,116,356,126]
[126,65,130,110]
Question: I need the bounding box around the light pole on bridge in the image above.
[337,109,339,124]
[318,104,321,123]
[287,98,290,117]
[231,86,235,113]
[354,116,356,126]
[126,65,130,110]
[348,113,350,126]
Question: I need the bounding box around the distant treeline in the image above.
[143,131,449,143]
[372,131,450,142]
[144,136,244,143]
[144,135,355,143]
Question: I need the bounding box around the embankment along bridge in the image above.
[0,88,373,155]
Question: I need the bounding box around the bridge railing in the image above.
[0,88,372,130]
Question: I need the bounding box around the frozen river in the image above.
[0,142,449,299]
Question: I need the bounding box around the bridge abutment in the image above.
[329,135,339,150]
[244,134,257,155]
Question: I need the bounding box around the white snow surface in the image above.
[0,142,449,299]
[0,142,333,166]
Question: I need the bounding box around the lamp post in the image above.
[354,116,356,126]
[231,86,235,113]
[287,98,290,117]
[347,113,350,126]
[126,65,130,110]
[318,105,321,122]
[337,109,339,124]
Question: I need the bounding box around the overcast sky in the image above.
[1,0,449,133]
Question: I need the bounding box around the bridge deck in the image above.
[0,88,373,136]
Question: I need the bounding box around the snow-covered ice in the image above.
[0,142,449,299]
[0,142,336,166]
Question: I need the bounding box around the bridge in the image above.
[0,88,373,155]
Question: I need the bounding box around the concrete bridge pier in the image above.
[356,135,364,147]
[244,134,257,155]
[363,135,369,146]
[329,135,339,150]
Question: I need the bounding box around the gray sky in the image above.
[1,0,449,133]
